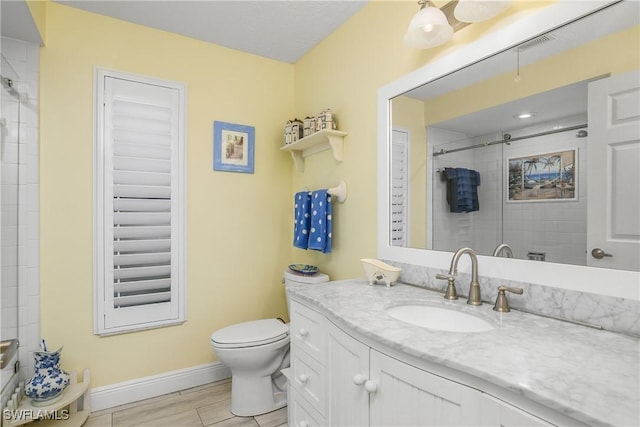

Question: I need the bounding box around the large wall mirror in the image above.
[378,1,639,300]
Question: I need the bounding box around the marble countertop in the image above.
[286,279,640,426]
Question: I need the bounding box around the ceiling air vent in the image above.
[516,34,556,51]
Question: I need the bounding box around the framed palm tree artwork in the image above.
[507,149,577,202]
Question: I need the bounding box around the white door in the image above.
[327,322,370,426]
[587,70,640,271]
[369,350,480,426]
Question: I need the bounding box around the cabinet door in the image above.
[369,350,481,426]
[480,394,554,427]
[327,322,370,426]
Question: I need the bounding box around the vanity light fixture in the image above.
[403,0,454,49]
[404,0,511,49]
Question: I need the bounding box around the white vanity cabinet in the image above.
[479,394,552,427]
[326,321,370,426]
[369,349,482,426]
[289,300,328,424]
[288,299,555,427]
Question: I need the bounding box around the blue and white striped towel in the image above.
[307,190,332,254]
[293,191,312,249]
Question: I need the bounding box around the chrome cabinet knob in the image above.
[591,248,613,259]
[298,328,309,338]
[297,374,309,384]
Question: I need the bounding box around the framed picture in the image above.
[507,149,577,202]
[213,121,255,173]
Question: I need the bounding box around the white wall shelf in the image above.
[2,369,90,427]
[280,130,347,172]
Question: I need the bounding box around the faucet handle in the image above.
[493,286,524,312]
[436,273,458,300]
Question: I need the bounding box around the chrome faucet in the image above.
[448,247,482,305]
[492,243,513,258]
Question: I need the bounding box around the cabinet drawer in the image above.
[290,347,327,417]
[290,300,326,364]
[289,387,327,427]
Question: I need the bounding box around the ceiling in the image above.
[50,0,368,63]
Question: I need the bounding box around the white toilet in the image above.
[210,268,329,416]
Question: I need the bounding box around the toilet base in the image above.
[230,374,287,416]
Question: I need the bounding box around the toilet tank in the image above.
[283,268,329,315]
[283,269,329,286]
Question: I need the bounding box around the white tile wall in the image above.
[1,36,40,386]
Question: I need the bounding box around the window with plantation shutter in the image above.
[94,69,186,335]
[391,129,409,247]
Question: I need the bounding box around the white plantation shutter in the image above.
[391,129,409,247]
[94,69,186,335]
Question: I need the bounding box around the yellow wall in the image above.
[38,1,557,390]
[39,3,294,388]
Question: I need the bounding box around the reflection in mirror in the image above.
[389,1,639,271]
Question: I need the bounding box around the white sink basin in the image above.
[386,304,494,332]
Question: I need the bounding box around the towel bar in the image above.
[327,181,347,203]
[299,181,347,203]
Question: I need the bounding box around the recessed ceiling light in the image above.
[514,112,536,119]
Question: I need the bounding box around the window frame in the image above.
[93,67,187,336]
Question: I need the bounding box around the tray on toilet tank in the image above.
[288,264,318,275]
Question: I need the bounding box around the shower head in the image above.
[1,76,19,97]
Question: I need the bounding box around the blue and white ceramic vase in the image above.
[24,347,70,405]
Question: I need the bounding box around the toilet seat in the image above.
[211,318,289,349]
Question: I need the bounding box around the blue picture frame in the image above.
[213,121,255,173]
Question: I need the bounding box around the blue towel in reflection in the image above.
[445,168,480,213]
[293,191,312,249]
[307,190,332,254]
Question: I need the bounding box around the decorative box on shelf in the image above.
[280,129,347,172]
[2,369,90,427]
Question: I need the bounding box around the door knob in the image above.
[591,248,613,259]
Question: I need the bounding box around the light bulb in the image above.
[422,24,435,33]
[404,4,454,49]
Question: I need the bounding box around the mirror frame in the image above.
[377,0,639,301]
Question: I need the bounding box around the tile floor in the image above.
[84,379,288,427]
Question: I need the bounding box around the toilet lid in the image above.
[210,319,289,349]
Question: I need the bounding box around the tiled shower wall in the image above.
[1,36,40,386]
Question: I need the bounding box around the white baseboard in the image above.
[90,362,231,412]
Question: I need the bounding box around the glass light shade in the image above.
[403,6,454,49]
[454,0,510,23]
